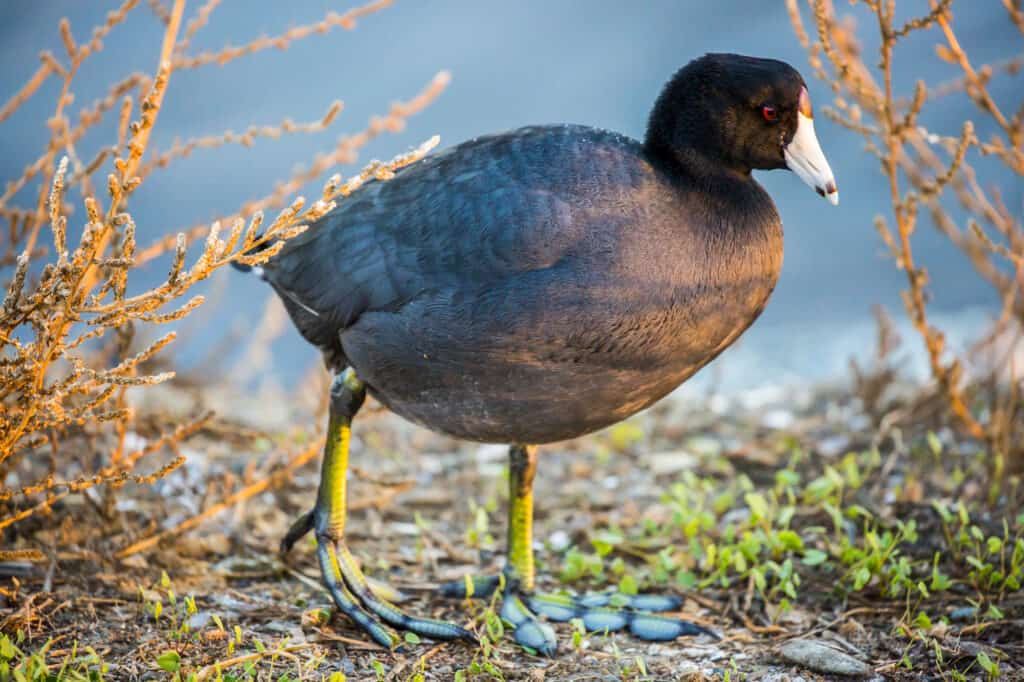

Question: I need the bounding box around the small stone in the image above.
[548,529,571,552]
[708,394,731,414]
[779,639,873,677]
[648,450,699,475]
[201,532,231,555]
[387,522,422,537]
[739,385,786,410]
[949,606,978,621]
[120,554,149,569]
[761,409,795,430]
[685,436,722,457]
[816,434,850,458]
[187,611,212,629]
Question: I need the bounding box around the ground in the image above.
[1,370,1022,680]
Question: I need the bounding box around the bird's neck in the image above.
[642,134,752,197]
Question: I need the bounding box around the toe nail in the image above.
[514,621,558,656]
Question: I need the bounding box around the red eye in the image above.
[761,105,778,122]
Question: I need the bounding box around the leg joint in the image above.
[315,520,344,544]
[329,367,367,419]
[509,444,537,497]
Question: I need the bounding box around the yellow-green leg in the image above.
[507,444,537,590]
[441,443,715,655]
[281,368,474,649]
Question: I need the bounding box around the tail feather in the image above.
[230,234,270,274]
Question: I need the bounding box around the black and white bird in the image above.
[238,53,837,655]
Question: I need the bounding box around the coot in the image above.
[253,53,837,655]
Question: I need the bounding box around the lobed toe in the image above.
[512,620,558,657]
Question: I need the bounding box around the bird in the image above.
[240,52,838,656]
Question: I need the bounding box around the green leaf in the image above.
[675,569,697,589]
[618,574,639,595]
[609,422,644,450]
[160,571,171,588]
[802,549,828,566]
[156,651,180,673]
[403,632,422,645]
[329,673,347,682]
[853,566,872,590]
[777,530,804,551]
[591,529,624,557]
[750,567,766,593]
[744,493,769,520]
[976,651,997,674]
[0,636,15,661]
[926,431,942,456]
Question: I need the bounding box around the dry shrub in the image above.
[787,0,1024,474]
[0,0,448,552]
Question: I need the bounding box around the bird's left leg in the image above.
[281,368,474,648]
[441,444,713,655]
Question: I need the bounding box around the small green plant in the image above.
[0,633,110,681]
[453,575,507,680]
[465,498,497,550]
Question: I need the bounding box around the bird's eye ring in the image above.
[761,104,778,122]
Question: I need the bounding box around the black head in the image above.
[646,53,838,203]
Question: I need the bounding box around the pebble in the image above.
[187,611,212,629]
[778,639,873,677]
[816,434,851,458]
[686,436,723,457]
[547,529,571,552]
[739,385,787,410]
[648,450,699,475]
[761,409,796,430]
[949,605,978,621]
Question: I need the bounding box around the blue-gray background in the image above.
[2,2,1020,391]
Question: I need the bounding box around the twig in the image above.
[115,439,322,558]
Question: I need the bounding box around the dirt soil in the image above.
[2,375,1022,681]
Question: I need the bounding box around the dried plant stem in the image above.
[0,0,187,462]
[791,0,1022,460]
[876,2,986,441]
[115,439,322,558]
[1,0,447,543]
[192,644,316,682]
[0,62,54,124]
[177,0,223,55]
[138,99,344,179]
[173,0,392,69]
[134,72,449,266]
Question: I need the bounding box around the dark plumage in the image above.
[250,53,838,655]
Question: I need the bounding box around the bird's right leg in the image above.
[441,444,713,655]
[281,368,474,648]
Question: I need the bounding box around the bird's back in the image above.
[263,124,782,442]
[264,125,651,356]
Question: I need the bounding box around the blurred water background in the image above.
[2,1,1020,394]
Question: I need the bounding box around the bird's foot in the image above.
[282,508,476,649]
[439,574,714,656]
